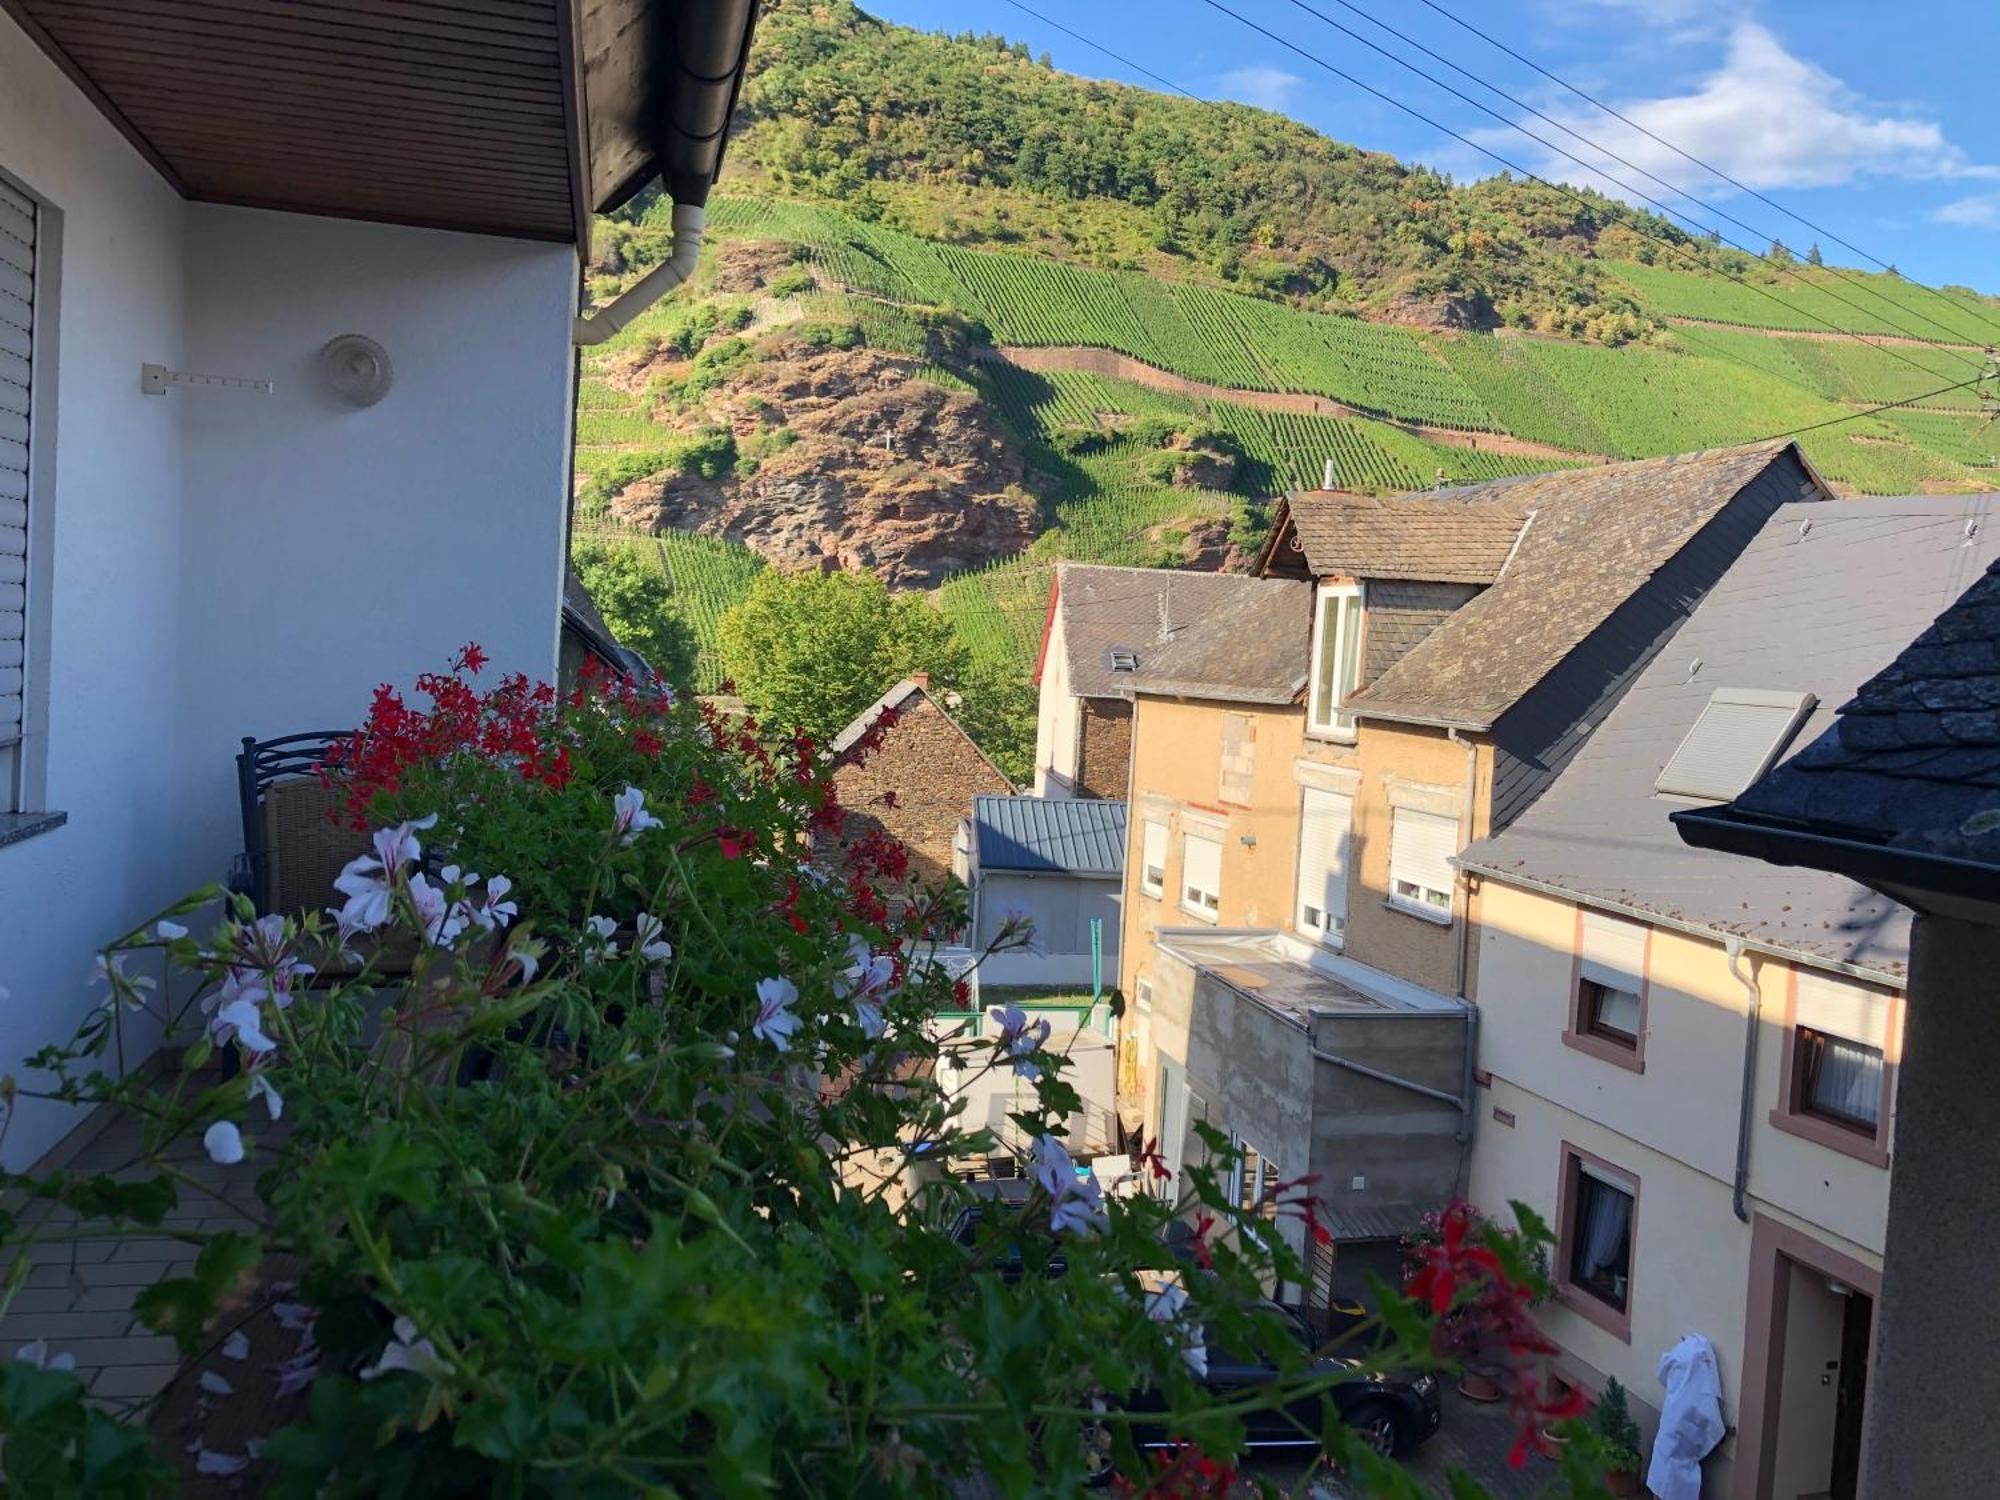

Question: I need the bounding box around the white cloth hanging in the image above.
[1649,1334,1726,1500]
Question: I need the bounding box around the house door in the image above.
[1829,1290,1872,1500]
[1158,1057,1188,1195]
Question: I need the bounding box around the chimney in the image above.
[1322,456,1337,491]
[908,671,929,688]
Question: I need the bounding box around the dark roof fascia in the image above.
[1352,704,1494,734]
[1132,681,1305,708]
[1670,804,2000,914]
[1455,849,1905,988]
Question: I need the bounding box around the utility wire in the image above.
[1412,0,2000,347]
[995,0,1202,100]
[1298,0,1997,358]
[1263,0,1976,380]
[985,1,1994,459]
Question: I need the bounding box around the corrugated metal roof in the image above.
[972,795,1128,875]
[1460,495,2000,982]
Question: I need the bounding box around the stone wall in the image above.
[832,694,1011,891]
[1075,698,1133,800]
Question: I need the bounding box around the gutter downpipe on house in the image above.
[573,202,706,345]
[1309,1045,1464,1110]
[1446,727,1480,1169]
[1727,935,1760,1222]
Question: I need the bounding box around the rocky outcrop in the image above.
[608,348,1041,587]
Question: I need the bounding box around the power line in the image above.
[984,2,1994,464]
[1297,0,1999,357]
[994,0,1202,100]
[1412,0,2000,347]
[1266,0,1981,377]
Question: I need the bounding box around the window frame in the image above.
[1562,907,1652,1074]
[1230,1135,1279,1221]
[1554,1144,1638,1342]
[1139,819,1167,900]
[1306,583,1364,744]
[1769,968,1896,1168]
[1179,829,1223,924]
[1385,805,1455,925]
[0,165,56,823]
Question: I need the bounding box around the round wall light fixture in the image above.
[318,334,393,407]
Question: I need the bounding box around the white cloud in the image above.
[1937,195,2000,230]
[1487,23,1993,201]
[1218,64,1302,113]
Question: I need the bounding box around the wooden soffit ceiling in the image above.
[2,0,589,242]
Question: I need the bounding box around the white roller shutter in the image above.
[1140,820,1167,896]
[1579,909,1648,991]
[1295,787,1353,943]
[1181,832,1222,919]
[0,175,32,777]
[1655,688,1816,801]
[1388,807,1457,917]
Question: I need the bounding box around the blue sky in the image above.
[862,0,2000,294]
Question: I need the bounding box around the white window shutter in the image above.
[1579,909,1648,992]
[1141,820,1167,893]
[1389,808,1457,902]
[1182,832,1222,914]
[0,175,32,768]
[1295,787,1353,940]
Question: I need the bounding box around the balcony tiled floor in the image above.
[0,1075,268,1410]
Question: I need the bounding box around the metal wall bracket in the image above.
[141,363,274,396]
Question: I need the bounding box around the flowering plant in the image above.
[0,651,1618,1496]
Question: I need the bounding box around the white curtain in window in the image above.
[1577,1174,1631,1281]
[1812,1036,1883,1126]
[1591,983,1642,1036]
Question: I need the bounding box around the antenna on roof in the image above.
[1159,575,1174,638]
[1322,456,1337,491]
[1434,467,1447,493]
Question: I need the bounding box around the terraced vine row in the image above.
[1606,259,2000,345]
[574,525,766,692]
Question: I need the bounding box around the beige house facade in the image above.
[1459,495,1998,1498]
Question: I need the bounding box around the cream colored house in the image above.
[1116,443,1829,1287]
[1459,496,2000,1499]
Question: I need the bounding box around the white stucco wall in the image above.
[0,16,579,1169]
[1031,610,1080,798]
[0,12,190,1167]
[171,204,575,872]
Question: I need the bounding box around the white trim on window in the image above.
[1307,583,1364,743]
[1140,819,1167,899]
[1388,806,1456,924]
[1180,830,1223,923]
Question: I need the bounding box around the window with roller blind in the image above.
[1139,820,1167,899]
[1564,907,1651,1071]
[0,173,35,815]
[1387,806,1455,923]
[1180,830,1222,923]
[1294,787,1353,947]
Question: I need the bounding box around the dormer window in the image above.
[1308,583,1363,742]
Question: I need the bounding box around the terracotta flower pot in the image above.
[1605,1469,1644,1497]
[1457,1369,1505,1403]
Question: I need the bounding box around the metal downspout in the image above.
[1728,937,1761,1222]
[1309,1046,1464,1110]
[1448,727,1478,1002]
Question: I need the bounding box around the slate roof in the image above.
[1459,495,2000,981]
[828,678,1015,787]
[1121,576,1313,705]
[1349,441,1815,730]
[1726,543,2000,867]
[970,795,1128,876]
[1048,564,1297,700]
[562,566,650,676]
[1281,491,1531,585]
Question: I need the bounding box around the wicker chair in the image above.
[232,732,361,919]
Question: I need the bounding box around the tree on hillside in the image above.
[718,569,969,742]
[572,540,699,692]
[1807,242,1824,266]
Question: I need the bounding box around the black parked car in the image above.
[1075,1284,1441,1484]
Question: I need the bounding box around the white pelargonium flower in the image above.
[472,874,518,931]
[1142,1280,1208,1378]
[752,976,801,1053]
[14,1338,76,1372]
[990,1004,1052,1081]
[1031,1134,1107,1236]
[93,953,156,1008]
[358,1316,452,1382]
[214,998,277,1056]
[406,873,466,948]
[247,1071,284,1121]
[610,786,664,847]
[332,814,437,933]
[632,912,673,966]
[583,914,619,957]
[204,1120,246,1166]
[156,920,189,941]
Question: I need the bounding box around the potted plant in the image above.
[1594,1376,1646,1496]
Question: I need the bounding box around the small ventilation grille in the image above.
[1106,647,1139,672]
